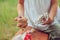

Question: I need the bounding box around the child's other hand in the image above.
[15,16,28,28]
[42,17,53,25]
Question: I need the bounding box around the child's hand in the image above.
[15,16,28,28]
[42,17,53,25]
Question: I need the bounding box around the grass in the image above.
[0,0,60,40]
[0,0,19,40]
[58,0,60,6]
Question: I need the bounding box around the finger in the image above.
[17,23,27,28]
[43,18,52,25]
[22,23,28,28]
[17,18,22,21]
[20,18,27,22]
[43,21,48,25]
[42,17,46,21]
[17,18,27,23]
[17,23,23,27]
[21,23,28,28]
[15,17,21,21]
[15,17,18,21]
[43,20,51,25]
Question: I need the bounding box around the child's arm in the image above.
[43,0,58,24]
[15,0,27,28]
[17,0,24,17]
[49,0,58,20]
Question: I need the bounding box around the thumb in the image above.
[15,17,21,21]
[15,17,18,21]
[42,21,47,25]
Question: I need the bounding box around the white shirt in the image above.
[24,0,51,30]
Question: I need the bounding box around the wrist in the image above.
[18,13,24,17]
[49,16,54,22]
[49,14,54,21]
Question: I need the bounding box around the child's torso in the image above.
[24,0,51,30]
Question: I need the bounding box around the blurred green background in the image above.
[0,0,60,40]
[0,0,18,40]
